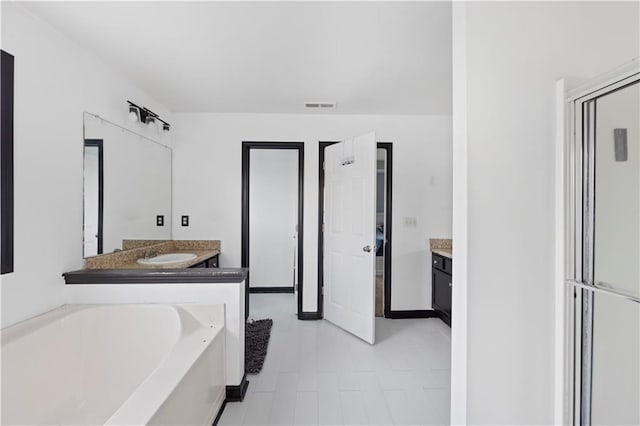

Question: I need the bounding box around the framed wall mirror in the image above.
[82,113,172,257]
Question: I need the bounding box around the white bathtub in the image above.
[1,304,225,425]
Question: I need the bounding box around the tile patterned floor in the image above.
[218,293,451,426]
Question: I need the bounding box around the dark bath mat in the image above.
[245,319,273,374]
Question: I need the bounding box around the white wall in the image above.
[171,113,452,312]
[454,2,639,424]
[0,3,172,327]
[249,149,298,288]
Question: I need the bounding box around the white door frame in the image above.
[558,58,640,426]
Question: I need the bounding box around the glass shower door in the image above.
[590,80,640,426]
[575,77,640,425]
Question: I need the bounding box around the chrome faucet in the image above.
[143,248,161,259]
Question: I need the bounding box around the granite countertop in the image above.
[432,248,452,259]
[84,240,221,269]
[117,249,220,269]
[429,238,452,259]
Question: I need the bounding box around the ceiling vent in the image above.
[305,102,337,109]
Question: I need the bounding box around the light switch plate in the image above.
[403,217,417,227]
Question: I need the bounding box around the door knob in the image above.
[363,245,372,252]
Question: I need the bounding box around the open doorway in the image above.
[241,142,304,318]
[318,141,392,318]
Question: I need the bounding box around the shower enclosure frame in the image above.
[564,59,640,426]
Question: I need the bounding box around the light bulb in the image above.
[128,106,139,122]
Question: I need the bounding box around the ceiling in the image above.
[24,1,452,115]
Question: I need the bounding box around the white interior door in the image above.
[324,132,377,344]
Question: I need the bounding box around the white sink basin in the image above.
[137,253,197,266]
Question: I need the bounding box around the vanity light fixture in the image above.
[126,100,170,133]
[158,117,170,132]
[128,103,140,122]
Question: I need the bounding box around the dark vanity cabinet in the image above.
[432,253,452,327]
[189,254,219,269]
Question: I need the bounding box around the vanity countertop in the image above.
[118,249,220,269]
[84,240,221,269]
[432,248,452,259]
[429,238,452,259]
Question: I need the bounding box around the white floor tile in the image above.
[316,372,339,392]
[297,370,319,391]
[383,389,421,425]
[218,400,248,426]
[242,392,275,426]
[318,390,342,426]
[268,392,294,425]
[293,391,319,425]
[361,388,394,426]
[217,294,451,426]
[339,391,369,425]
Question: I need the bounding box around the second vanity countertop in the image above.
[432,248,452,259]
[429,238,452,259]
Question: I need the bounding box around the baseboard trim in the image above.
[436,310,451,327]
[298,311,322,320]
[385,309,439,319]
[212,400,227,426]
[249,287,294,294]
[225,374,249,402]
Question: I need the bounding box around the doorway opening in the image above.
[83,139,103,257]
[241,142,304,318]
[318,141,393,318]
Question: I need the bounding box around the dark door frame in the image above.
[318,141,394,318]
[1,50,14,274]
[241,142,305,319]
[84,139,104,255]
